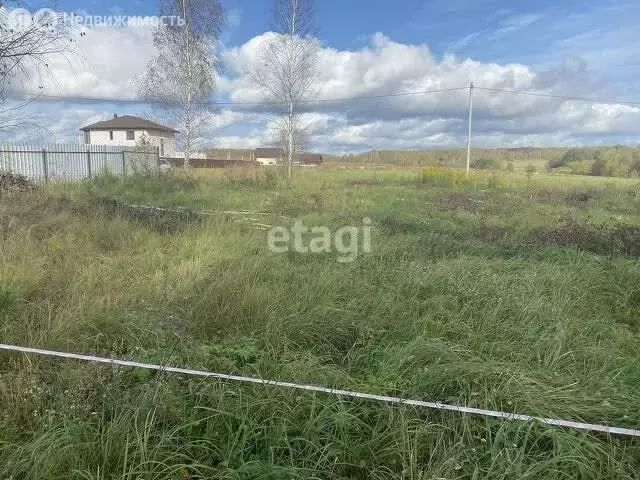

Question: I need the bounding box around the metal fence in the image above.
[164,157,256,168]
[0,144,160,183]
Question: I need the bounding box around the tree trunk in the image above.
[287,1,297,182]
[183,1,193,169]
[288,101,294,181]
[184,113,191,168]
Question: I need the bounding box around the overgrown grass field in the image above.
[1,166,640,479]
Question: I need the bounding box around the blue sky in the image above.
[2,0,639,151]
[43,0,638,88]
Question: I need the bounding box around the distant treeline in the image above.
[325,148,564,166]
[327,146,640,177]
[546,146,640,177]
[201,146,640,177]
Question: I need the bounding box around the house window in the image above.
[160,138,165,157]
[126,130,135,140]
[84,131,90,143]
[109,131,114,140]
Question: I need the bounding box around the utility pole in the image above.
[466,81,474,175]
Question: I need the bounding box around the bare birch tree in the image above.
[139,0,225,167]
[0,1,78,131]
[250,0,319,181]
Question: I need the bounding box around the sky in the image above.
[1,0,639,153]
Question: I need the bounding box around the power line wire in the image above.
[4,86,469,106]
[474,86,640,108]
[6,86,640,108]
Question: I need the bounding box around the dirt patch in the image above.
[93,197,205,234]
[379,215,425,234]
[438,193,492,213]
[565,190,596,208]
[472,222,511,243]
[527,187,564,203]
[0,171,37,197]
[530,219,640,257]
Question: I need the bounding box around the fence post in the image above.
[86,148,92,178]
[122,151,126,175]
[42,148,48,183]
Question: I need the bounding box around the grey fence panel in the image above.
[0,144,159,183]
[0,144,47,182]
[47,143,84,181]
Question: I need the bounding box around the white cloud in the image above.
[215,135,265,149]
[4,28,640,152]
[19,25,155,100]
[491,13,543,38]
[224,33,640,144]
[213,110,262,129]
[448,31,484,52]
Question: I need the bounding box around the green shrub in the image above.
[224,167,280,188]
[470,158,502,170]
[568,159,593,175]
[416,166,472,189]
[548,146,640,177]
[486,173,501,190]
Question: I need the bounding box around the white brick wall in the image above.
[84,129,177,157]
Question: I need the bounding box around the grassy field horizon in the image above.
[1,165,639,479]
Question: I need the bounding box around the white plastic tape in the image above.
[1,342,638,437]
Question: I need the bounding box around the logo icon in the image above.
[6,7,34,30]
[2,7,60,31]
[33,8,59,27]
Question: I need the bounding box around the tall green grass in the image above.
[1,168,639,478]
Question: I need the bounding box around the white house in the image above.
[80,114,178,158]
[253,148,323,167]
[254,147,283,166]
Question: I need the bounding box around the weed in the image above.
[416,166,472,189]
[224,167,280,188]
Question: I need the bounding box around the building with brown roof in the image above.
[254,147,284,166]
[295,153,323,166]
[80,114,178,157]
[254,148,322,167]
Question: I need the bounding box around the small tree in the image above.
[249,0,320,181]
[630,150,640,175]
[525,164,537,179]
[470,157,501,170]
[139,0,225,167]
[127,133,158,174]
